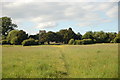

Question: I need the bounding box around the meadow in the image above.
[2,44,118,78]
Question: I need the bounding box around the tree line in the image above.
[0,17,120,46]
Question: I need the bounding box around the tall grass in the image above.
[2,44,118,78]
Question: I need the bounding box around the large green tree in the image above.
[58,29,68,43]
[93,31,109,43]
[64,28,77,44]
[58,28,77,44]
[45,31,57,44]
[29,34,39,40]
[39,33,47,44]
[0,17,17,36]
[7,30,28,45]
[55,32,63,43]
[107,32,117,42]
[82,31,94,40]
[76,32,82,40]
[113,32,120,43]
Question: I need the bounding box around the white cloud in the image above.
[36,21,57,29]
[77,19,112,27]
[1,2,118,29]
[77,22,92,27]
[106,6,118,18]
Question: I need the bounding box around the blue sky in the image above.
[18,19,118,35]
[1,1,118,35]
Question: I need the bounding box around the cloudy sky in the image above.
[1,0,119,35]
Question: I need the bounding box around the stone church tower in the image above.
[39,30,46,43]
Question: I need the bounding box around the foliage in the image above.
[35,40,39,45]
[58,28,77,44]
[45,31,58,44]
[82,39,93,44]
[39,31,63,44]
[73,39,93,45]
[1,16,119,45]
[107,32,117,43]
[7,30,28,44]
[39,33,47,44]
[82,31,94,40]
[55,32,63,43]
[29,34,39,40]
[64,28,77,44]
[56,29,67,43]
[2,35,6,40]
[7,30,19,41]
[68,39,74,45]
[16,30,28,44]
[0,16,119,45]
[1,40,10,45]
[74,40,83,45]
[38,29,119,45]
[113,32,120,43]
[76,32,82,40]
[0,17,17,36]
[10,37,19,45]
[113,37,120,43]
[22,38,38,46]
[93,31,109,43]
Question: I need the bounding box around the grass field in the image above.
[2,44,118,78]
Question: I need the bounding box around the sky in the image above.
[0,0,119,35]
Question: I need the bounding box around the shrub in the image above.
[110,40,114,43]
[93,39,97,43]
[35,40,39,45]
[74,39,93,45]
[68,39,74,45]
[2,35,6,40]
[7,30,28,45]
[10,37,19,45]
[74,40,83,45]
[74,40,77,45]
[22,38,38,46]
[113,37,120,43]
[1,40,10,45]
[70,39,93,45]
[82,39,93,44]
[7,30,19,41]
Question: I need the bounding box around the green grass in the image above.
[2,44,118,78]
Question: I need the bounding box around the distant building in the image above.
[39,30,46,35]
[39,30,46,43]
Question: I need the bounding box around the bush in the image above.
[10,37,19,45]
[82,39,93,44]
[110,40,114,43]
[69,39,93,45]
[74,40,77,45]
[68,39,74,45]
[74,40,83,45]
[35,40,39,45]
[7,30,19,41]
[93,39,97,43]
[1,40,10,45]
[74,39,93,45]
[7,30,28,45]
[113,37,120,43]
[22,38,38,46]
[2,35,6,40]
